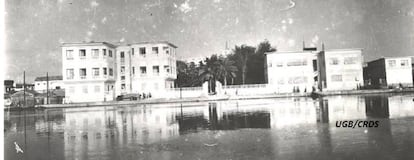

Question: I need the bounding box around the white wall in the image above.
[323,50,364,91]
[266,51,317,93]
[385,57,413,86]
[34,80,63,92]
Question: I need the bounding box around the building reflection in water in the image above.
[4,94,414,160]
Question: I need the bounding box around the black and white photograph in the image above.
[2,0,414,159]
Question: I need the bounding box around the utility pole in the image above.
[46,72,49,104]
[23,71,26,107]
[180,87,182,99]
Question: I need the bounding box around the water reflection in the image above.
[4,94,414,160]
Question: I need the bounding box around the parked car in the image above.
[116,94,139,101]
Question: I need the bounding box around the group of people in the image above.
[139,92,152,99]
[292,86,308,93]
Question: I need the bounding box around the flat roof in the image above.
[128,41,178,48]
[366,56,414,64]
[61,41,117,48]
[61,41,178,48]
[265,50,316,55]
[35,75,63,81]
[265,48,363,55]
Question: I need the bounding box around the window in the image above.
[103,49,106,56]
[131,48,135,56]
[82,85,88,93]
[154,83,159,90]
[287,59,307,66]
[79,49,86,59]
[92,49,99,58]
[121,76,125,80]
[92,68,99,78]
[66,69,74,79]
[388,60,396,67]
[152,47,159,54]
[66,50,74,60]
[401,60,409,67]
[109,68,113,76]
[121,84,126,90]
[153,66,159,75]
[344,57,358,65]
[132,67,135,75]
[276,61,283,67]
[288,76,307,84]
[277,78,285,85]
[329,58,339,65]
[103,67,107,75]
[331,75,342,82]
[69,86,75,93]
[163,46,169,54]
[120,66,125,74]
[109,50,113,57]
[79,68,86,79]
[139,47,146,56]
[164,65,170,73]
[121,51,125,58]
[94,85,100,93]
[140,66,147,75]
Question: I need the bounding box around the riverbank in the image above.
[9,88,414,109]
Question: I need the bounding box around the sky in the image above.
[4,0,414,82]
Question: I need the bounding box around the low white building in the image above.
[364,57,413,88]
[266,51,318,93]
[266,46,364,93]
[318,49,364,91]
[34,75,63,93]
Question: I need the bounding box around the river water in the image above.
[4,93,414,160]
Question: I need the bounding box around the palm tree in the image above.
[215,57,238,86]
[198,56,219,93]
[233,45,255,84]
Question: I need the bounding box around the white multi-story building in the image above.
[266,46,364,93]
[317,49,364,91]
[61,42,117,103]
[115,41,177,97]
[61,41,177,103]
[266,51,318,93]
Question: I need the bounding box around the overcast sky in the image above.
[5,0,414,82]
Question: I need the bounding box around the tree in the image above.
[246,40,277,84]
[198,55,219,93]
[215,56,238,86]
[231,45,256,84]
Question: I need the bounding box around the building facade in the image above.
[61,42,117,103]
[61,41,177,103]
[318,49,364,91]
[266,47,364,93]
[266,51,318,93]
[115,42,177,97]
[34,75,63,93]
[363,57,413,88]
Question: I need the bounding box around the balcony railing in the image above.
[140,74,147,77]
[80,76,86,79]
[92,75,100,79]
[79,56,86,59]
